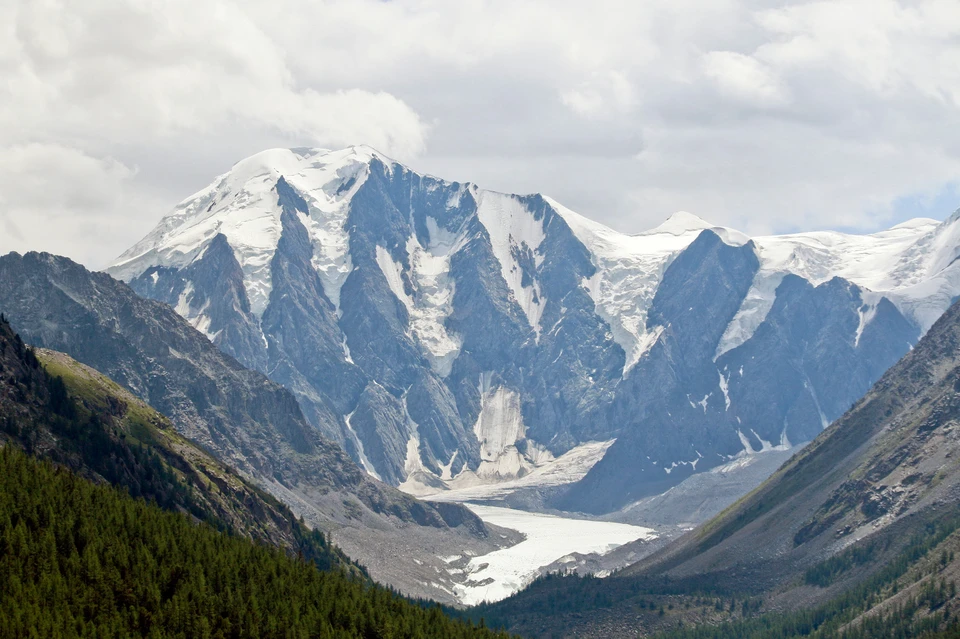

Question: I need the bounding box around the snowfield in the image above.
[420,439,616,502]
[453,505,656,605]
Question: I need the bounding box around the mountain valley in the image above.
[4,145,960,627]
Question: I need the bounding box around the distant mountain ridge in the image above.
[106,146,960,512]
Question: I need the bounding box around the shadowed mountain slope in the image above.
[475,299,960,637]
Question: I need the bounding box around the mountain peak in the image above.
[226,146,394,185]
[646,211,716,236]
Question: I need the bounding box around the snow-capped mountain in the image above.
[108,146,960,513]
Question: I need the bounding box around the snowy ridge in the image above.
[547,193,959,363]
[746,217,955,338]
[547,200,740,374]
[106,145,960,501]
[110,146,385,316]
[111,146,960,377]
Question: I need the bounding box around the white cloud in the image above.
[1,0,427,155]
[562,71,638,119]
[2,0,960,268]
[0,144,135,213]
[701,51,789,106]
[0,144,157,267]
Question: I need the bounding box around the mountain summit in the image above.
[105,146,960,513]
[645,211,717,236]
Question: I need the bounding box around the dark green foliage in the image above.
[471,566,742,630]
[47,374,75,419]
[804,536,892,587]
[0,446,512,639]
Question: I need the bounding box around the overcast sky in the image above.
[3,0,960,269]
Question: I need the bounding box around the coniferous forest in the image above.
[0,444,510,639]
[0,316,511,638]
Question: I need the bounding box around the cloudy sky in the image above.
[2,0,960,268]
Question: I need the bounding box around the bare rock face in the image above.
[104,147,959,513]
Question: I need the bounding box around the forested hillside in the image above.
[0,445,512,638]
[0,315,512,637]
[0,313,355,573]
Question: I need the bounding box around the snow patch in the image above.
[854,292,882,347]
[439,451,459,481]
[737,429,757,455]
[716,273,784,358]
[173,282,219,341]
[663,451,703,475]
[374,226,464,376]
[343,411,381,481]
[475,192,547,338]
[718,370,731,411]
[735,425,793,460]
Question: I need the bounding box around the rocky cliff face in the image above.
[0,251,511,603]
[106,146,960,513]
